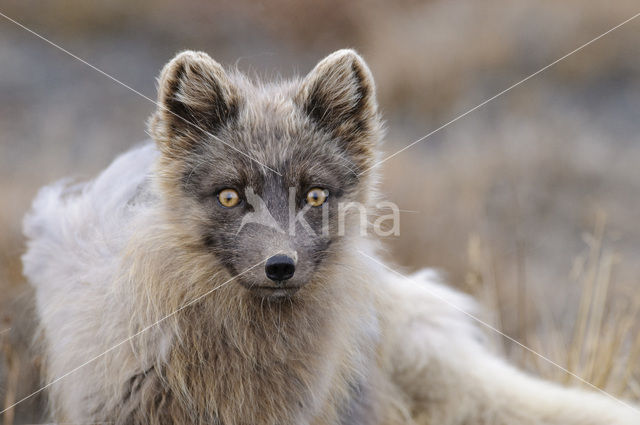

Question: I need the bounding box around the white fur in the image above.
[23,143,163,420]
[377,267,640,424]
[23,143,640,424]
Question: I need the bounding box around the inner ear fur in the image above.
[148,50,239,156]
[297,49,381,166]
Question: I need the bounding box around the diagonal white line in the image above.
[357,250,640,416]
[0,256,270,415]
[0,11,282,177]
[358,11,640,176]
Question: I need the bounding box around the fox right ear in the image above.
[148,51,239,156]
[297,49,381,170]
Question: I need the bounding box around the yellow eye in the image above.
[218,188,240,208]
[306,188,328,207]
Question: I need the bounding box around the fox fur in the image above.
[22,49,640,424]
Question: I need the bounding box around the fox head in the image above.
[148,49,382,300]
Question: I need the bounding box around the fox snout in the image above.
[265,254,296,282]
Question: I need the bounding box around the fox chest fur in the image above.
[116,303,381,425]
[109,236,387,425]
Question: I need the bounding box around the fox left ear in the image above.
[148,50,239,158]
[298,50,381,168]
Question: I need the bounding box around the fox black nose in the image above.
[265,255,295,282]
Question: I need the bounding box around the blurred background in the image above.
[1,0,639,422]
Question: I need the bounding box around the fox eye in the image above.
[218,188,240,208]
[306,188,328,207]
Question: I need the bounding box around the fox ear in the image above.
[149,51,238,156]
[298,49,380,166]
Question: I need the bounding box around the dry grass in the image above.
[464,213,640,398]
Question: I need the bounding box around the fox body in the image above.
[22,50,639,424]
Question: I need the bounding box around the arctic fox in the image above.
[22,49,639,424]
